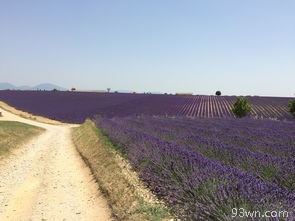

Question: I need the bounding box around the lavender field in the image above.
[96,116,295,220]
[2,0,294,220]
[0,90,293,123]
[0,90,294,219]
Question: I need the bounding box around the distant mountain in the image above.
[0,82,67,91]
[18,85,34,90]
[0,83,15,90]
[31,83,67,91]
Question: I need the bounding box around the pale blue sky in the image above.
[0,0,294,96]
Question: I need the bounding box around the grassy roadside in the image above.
[0,121,44,157]
[0,101,63,125]
[72,120,173,221]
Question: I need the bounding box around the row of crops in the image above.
[0,91,293,123]
[95,116,295,220]
[0,90,294,219]
[179,95,291,120]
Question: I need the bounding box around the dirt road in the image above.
[0,108,113,221]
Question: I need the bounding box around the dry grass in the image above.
[0,121,44,157]
[0,101,64,125]
[72,120,173,221]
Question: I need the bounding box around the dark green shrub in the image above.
[215,91,221,96]
[289,99,295,117]
[232,97,252,118]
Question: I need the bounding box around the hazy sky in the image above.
[0,0,294,96]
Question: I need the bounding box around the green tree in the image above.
[232,97,252,118]
[215,91,221,96]
[289,99,295,117]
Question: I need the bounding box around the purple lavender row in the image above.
[114,117,295,158]
[108,117,295,189]
[95,118,295,220]
[148,117,294,151]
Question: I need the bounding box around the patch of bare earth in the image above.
[0,107,113,221]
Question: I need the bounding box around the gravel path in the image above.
[0,108,113,221]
